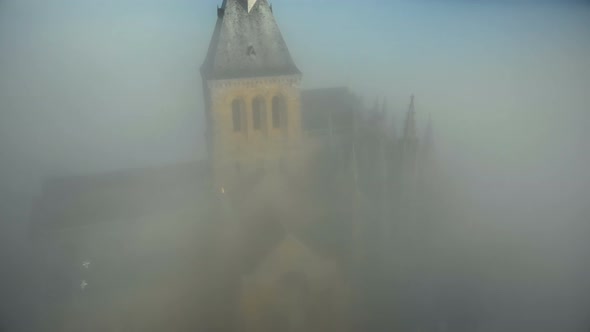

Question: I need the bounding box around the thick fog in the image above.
[1,0,589,331]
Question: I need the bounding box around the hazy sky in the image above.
[0,1,589,330]
[0,0,588,199]
[0,0,588,215]
[2,0,589,236]
[1,0,589,193]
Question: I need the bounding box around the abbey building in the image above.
[29,1,437,331]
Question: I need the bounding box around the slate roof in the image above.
[201,0,300,80]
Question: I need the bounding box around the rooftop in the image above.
[201,0,300,80]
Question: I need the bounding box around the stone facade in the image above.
[204,75,304,192]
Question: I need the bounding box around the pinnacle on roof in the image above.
[403,94,417,141]
[201,0,300,80]
[241,0,259,13]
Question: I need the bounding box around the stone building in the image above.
[30,0,436,331]
[200,0,304,193]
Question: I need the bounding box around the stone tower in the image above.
[201,0,303,192]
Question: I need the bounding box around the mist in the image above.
[1,0,589,331]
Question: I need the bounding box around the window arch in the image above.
[272,95,287,129]
[252,96,266,131]
[232,98,245,132]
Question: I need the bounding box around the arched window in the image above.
[252,96,266,131]
[272,95,287,129]
[232,98,245,132]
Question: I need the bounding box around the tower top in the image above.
[201,0,300,80]
[243,0,258,12]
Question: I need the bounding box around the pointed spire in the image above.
[401,94,419,178]
[403,94,417,141]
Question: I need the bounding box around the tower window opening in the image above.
[253,109,261,130]
[272,95,287,129]
[252,97,265,130]
[232,99,245,132]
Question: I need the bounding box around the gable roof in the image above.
[201,0,300,80]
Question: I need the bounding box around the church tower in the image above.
[201,0,303,192]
